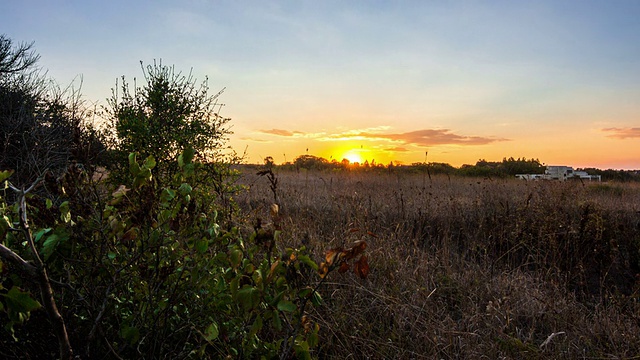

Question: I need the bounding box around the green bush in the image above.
[1,149,370,359]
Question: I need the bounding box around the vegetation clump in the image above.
[1,36,364,359]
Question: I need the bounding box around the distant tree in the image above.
[293,154,329,170]
[457,157,544,178]
[500,157,545,175]
[458,163,496,177]
[429,162,457,175]
[581,168,639,182]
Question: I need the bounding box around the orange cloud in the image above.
[240,137,271,143]
[602,127,640,139]
[345,129,508,146]
[253,127,507,147]
[385,146,409,152]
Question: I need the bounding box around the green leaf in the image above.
[183,163,195,177]
[195,239,208,253]
[41,234,60,260]
[133,168,152,188]
[160,188,176,204]
[204,322,219,341]
[120,324,140,345]
[299,288,312,298]
[179,147,195,167]
[277,300,296,313]
[311,291,323,307]
[34,228,52,243]
[236,286,260,311]
[59,201,71,223]
[0,215,11,239]
[3,286,41,314]
[41,228,70,261]
[229,276,239,297]
[207,224,220,238]
[0,170,14,183]
[308,330,319,348]
[128,153,140,176]
[294,339,311,360]
[178,183,192,196]
[158,209,172,225]
[45,198,53,209]
[249,315,263,337]
[229,248,243,269]
[298,255,319,271]
[143,155,156,170]
[271,311,282,331]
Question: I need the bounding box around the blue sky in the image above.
[3,1,640,168]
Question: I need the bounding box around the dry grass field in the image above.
[237,168,640,359]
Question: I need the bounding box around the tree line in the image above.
[266,155,639,182]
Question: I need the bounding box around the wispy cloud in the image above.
[321,128,508,146]
[385,146,409,152]
[239,137,272,143]
[362,129,509,146]
[602,127,640,139]
[259,128,300,136]
[256,129,326,138]
[253,126,507,147]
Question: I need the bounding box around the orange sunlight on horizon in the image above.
[342,150,363,164]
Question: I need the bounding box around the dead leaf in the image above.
[354,255,369,279]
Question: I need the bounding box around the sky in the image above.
[2,0,640,169]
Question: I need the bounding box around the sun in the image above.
[344,151,362,164]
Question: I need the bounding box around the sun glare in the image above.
[344,151,362,164]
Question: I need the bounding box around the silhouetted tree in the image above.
[293,154,329,170]
[0,34,104,188]
[0,34,40,75]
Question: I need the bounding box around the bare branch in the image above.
[0,34,40,75]
[0,243,37,278]
[9,179,74,359]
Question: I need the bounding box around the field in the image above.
[237,169,640,359]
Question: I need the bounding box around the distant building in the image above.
[516,166,601,181]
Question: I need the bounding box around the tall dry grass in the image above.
[237,169,640,359]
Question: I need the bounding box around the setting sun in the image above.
[343,151,363,164]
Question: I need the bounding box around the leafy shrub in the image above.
[0,151,368,359]
[104,60,237,187]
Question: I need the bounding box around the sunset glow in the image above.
[342,150,363,165]
[3,1,640,169]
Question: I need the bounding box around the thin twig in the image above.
[9,177,74,359]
